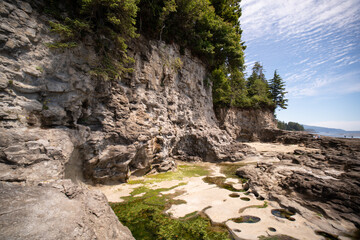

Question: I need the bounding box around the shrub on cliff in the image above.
[45,0,138,80]
[44,0,285,112]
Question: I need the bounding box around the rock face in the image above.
[1,0,359,239]
[0,0,258,185]
[0,180,135,240]
[0,1,259,238]
[236,134,360,229]
[81,38,235,183]
[215,107,276,141]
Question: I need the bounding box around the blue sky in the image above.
[240,0,360,131]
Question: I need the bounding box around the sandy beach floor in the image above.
[89,142,352,240]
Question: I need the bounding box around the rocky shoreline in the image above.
[89,134,360,240]
[237,132,360,235]
[0,0,359,239]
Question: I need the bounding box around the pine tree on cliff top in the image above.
[269,70,288,110]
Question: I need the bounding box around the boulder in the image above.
[0,180,134,240]
[236,136,360,228]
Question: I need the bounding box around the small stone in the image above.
[23,66,42,77]
[25,19,37,28]
[0,22,16,33]
[0,34,8,43]
[11,9,29,21]
[4,39,17,50]
[25,28,36,39]
[0,2,10,16]
[0,181,135,240]
[19,1,33,14]
[0,73,8,88]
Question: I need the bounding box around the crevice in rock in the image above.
[64,147,84,184]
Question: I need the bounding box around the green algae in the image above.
[179,211,199,220]
[128,164,210,185]
[217,163,248,183]
[315,231,340,240]
[238,201,268,213]
[229,193,240,198]
[240,197,250,201]
[258,235,299,240]
[203,176,244,192]
[110,182,230,240]
[271,209,296,221]
[231,215,261,223]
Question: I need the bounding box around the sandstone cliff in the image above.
[215,107,276,141]
[0,180,134,240]
[0,0,276,239]
[1,1,360,239]
[0,0,270,185]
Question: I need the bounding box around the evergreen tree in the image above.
[269,70,288,110]
[277,121,304,131]
[229,67,250,107]
[246,62,274,109]
[210,0,242,34]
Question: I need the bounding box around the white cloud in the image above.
[286,70,360,97]
[241,0,360,42]
[295,58,310,65]
[241,0,360,98]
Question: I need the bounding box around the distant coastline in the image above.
[303,124,360,139]
[307,131,360,139]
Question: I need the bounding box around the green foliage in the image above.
[110,184,230,240]
[45,0,287,111]
[211,67,232,106]
[246,62,276,110]
[210,0,242,33]
[277,121,305,131]
[172,57,183,71]
[45,42,78,49]
[46,0,138,80]
[269,70,288,110]
[36,66,44,73]
[211,66,252,108]
[42,100,49,110]
[48,21,75,39]
[137,0,247,108]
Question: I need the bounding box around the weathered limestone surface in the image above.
[215,107,276,141]
[1,0,359,239]
[0,1,261,238]
[0,180,135,240]
[236,133,360,229]
[0,0,261,185]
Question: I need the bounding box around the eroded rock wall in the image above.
[215,107,276,141]
[236,135,360,229]
[0,180,135,240]
[0,0,241,186]
[0,1,136,239]
[0,1,278,239]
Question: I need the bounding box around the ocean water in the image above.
[311,132,360,139]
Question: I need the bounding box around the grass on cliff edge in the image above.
[110,183,230,240]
